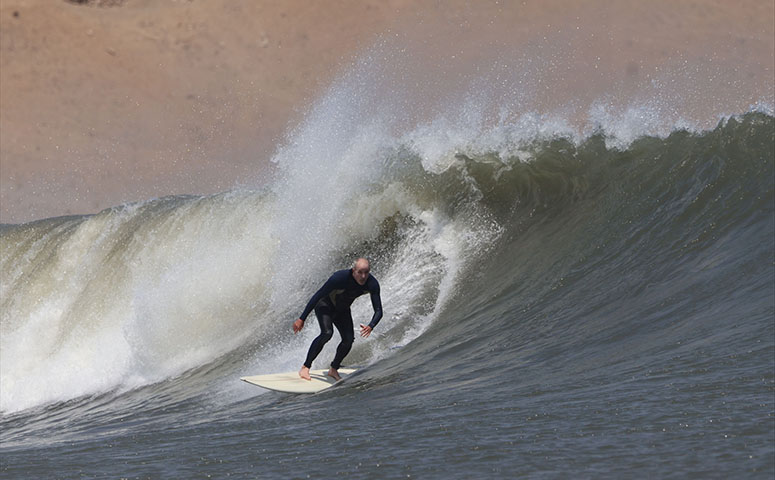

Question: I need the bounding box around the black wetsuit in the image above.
[300,269,383,369]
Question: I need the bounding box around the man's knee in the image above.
[337,324,353,343]
[338,330,354,350]
[319,329,334,343]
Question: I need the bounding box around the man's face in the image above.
[352,262,370,285]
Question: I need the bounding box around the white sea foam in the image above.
[0,194,276,412]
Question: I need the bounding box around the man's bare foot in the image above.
[327,367,342,381]
[299,366,311,381]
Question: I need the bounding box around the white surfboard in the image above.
[240,368,357,394]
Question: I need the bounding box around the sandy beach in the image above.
[1,0,772,224]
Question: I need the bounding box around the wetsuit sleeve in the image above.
[299,274,337,321]
[367,279,383,329]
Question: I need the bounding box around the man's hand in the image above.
[293,318,304,333]
[359,323,372,338]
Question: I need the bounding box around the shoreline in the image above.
[1,0,773,224]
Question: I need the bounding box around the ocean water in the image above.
[1,47,774,478]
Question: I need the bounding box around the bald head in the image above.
[351,258,371,285]
[353,258,370,270]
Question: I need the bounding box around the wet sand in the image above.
[1,0,772,223]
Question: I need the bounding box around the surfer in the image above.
[292,258,383,381]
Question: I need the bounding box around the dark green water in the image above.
[1,106,773,478]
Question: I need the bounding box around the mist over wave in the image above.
[1,42,773,418]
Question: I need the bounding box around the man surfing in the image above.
[292,258,383,381]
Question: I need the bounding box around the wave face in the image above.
[1,58,773,476]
